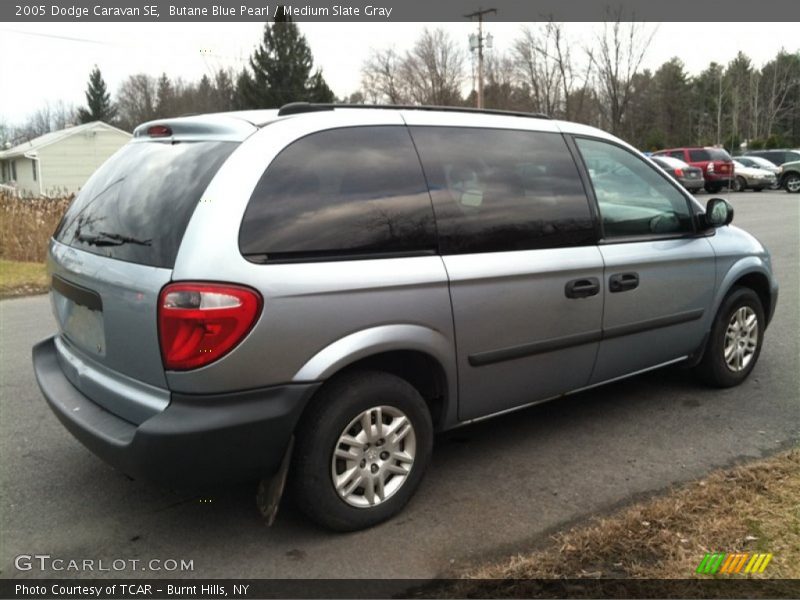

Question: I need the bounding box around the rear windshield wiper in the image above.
[76,231,152,247]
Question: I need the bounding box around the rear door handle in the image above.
[609,272,639,293]
[565,277,600,299]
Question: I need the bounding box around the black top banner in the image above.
[4,0,800,21]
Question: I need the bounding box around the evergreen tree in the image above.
[77,66,117,123]
[236,9,334,108]
[156,73,175,117]
[307,70,336,103]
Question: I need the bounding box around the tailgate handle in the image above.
[565,277,600,299]
[609,272,639,293]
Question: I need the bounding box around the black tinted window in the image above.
[56,141,238,268]
[688,149,710,161]
[239,126,435,260]
[409,127,594,254]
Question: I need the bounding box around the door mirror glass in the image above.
[705,198,734,227]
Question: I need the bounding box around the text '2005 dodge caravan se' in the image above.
[33,103,778,531]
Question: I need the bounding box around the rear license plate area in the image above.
[51,275,106,357]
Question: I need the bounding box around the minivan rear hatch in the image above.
[49,130,243,422]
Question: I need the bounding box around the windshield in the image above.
[55,140,238,268]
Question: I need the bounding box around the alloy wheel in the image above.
[723,306,758,372]
[331,405,416,508]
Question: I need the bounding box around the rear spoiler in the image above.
[133,114,258,143]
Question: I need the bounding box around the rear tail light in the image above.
[707,163,715,173]
[158,283,262,370]
[674,168,684,177]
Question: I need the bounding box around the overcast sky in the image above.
[0,22,798,125]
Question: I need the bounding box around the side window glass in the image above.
[409,127,594,254]
[670,151,685,160]
[238,126,435,260]
[576,138,694,238]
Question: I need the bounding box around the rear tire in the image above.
[290,370,433,531]
[732,176,747,192]
[785,173,800,193]
[694,287,764,388]
[705,183,723,194]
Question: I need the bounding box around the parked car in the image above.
[730,160,778,192]
[32,104,779,531]
[652,147,734,193]
[777,159,800,193]
[735,156,781,189]
[651,155,704,192]
[744,149,800,167]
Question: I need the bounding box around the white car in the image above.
[735,156,781,189]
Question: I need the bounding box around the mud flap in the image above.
[256,436,294,526]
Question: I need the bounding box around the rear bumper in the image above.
[704,173,733,183]
[33,336,320,485]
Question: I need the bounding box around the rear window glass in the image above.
[55,141,238,268]
[238,126,436,261]
[689,148,731,162]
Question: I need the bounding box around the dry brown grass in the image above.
[0,191,71,262]
[433,449,799,598]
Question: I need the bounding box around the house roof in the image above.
[0,121,131,159]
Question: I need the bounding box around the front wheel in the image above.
[785,173,800,193]
[694,287,765,388]
[289,370,433,531]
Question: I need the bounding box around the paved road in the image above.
[1,191,798,580]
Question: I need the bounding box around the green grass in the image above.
[0,259,48,298]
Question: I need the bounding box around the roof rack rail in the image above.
[276,102,550,120]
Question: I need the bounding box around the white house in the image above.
[0,121,131,197]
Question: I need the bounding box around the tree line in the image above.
[359,23,800,152]
[3,16,798,154]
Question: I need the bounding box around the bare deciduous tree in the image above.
[361,29,465,106]
[116,73,158,131]
[361,47,406,104]
[591,14,656,134]
[762,50,799,137]
[400,28,465,106]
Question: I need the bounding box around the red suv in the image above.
[653,147,734,193]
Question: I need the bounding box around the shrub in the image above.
[0,192,72,262]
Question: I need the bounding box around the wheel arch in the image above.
[713,260,775,329]
[291,325,458,430]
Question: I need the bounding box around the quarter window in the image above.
[239,126,435,260]
[576,138,694,238]
[409,127,594,254]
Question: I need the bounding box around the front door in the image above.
[574,137,715,384]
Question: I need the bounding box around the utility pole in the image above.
[465,7,496,109]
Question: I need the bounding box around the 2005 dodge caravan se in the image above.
[33,103,778,531]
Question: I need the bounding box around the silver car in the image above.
[731,159,778,191]
[32,104,779,531]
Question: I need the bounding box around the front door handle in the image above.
[565,277,600,299]
[609,272,639,293]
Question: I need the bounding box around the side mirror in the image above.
[703,198,734,228]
